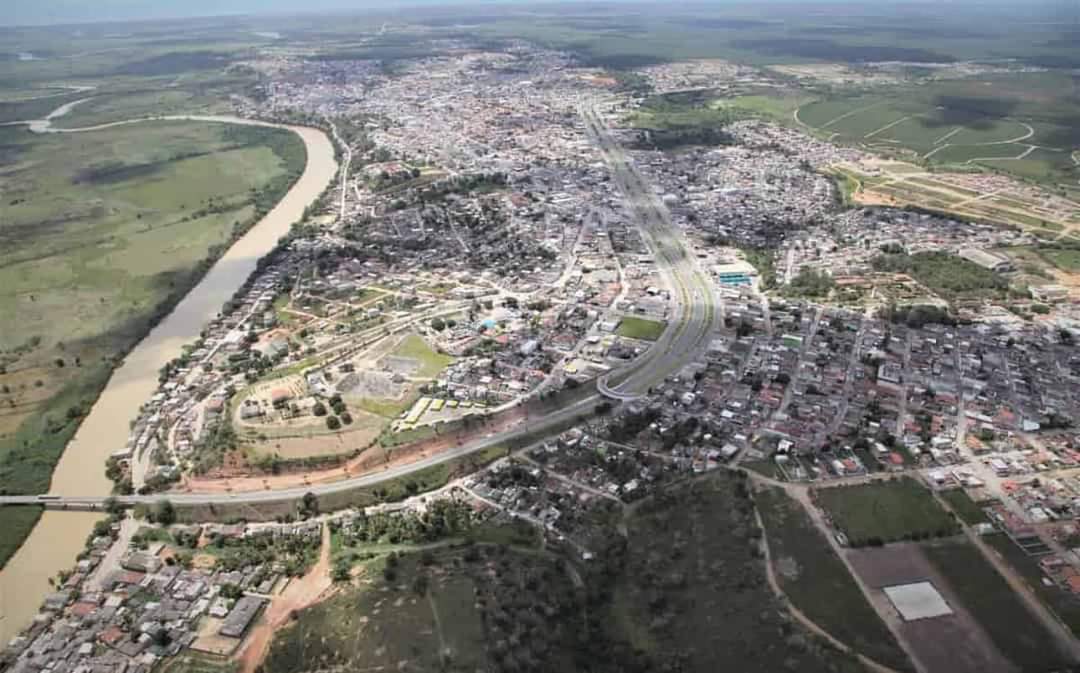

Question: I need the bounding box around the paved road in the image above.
[0,102,719,511]
[581,104,720,397]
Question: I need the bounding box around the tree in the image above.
[312,401,328,417]
[300,491,319,518]
[104,496,122,516]
[220,583,244,599]
[326,415,341,430]
[154,499,176,527]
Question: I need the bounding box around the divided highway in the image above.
[0,103,721,511]
[582,103,722,397]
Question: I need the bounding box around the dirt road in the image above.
[236,523,336,673]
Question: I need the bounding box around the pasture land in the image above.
[0,120,303,566]
[814,477,959,546]
[52,87,232,129]
[795,76,1080,188]
[755,486,912,670]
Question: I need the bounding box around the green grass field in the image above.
[756,487,912,670]
[393,334,453,378]
[938,489,989,526]
[922,538,1072,672]
[616,316,667,341]
[814,477,959,546]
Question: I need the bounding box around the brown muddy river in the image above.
[0,115,337,644]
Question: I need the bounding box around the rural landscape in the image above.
[2,1,1080,672]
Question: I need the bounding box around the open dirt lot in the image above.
[847,543,1016,673]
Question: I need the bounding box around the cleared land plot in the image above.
[814,477,959,546]
[248,414,383,461]
[755,486,912,670]
[616,316,667,341]
[1041,248,1080,273]
[159,652,236,673]
[923,538,1072,672]
[847,543,1017,673]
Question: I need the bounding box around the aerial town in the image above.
[5,20,1080,673]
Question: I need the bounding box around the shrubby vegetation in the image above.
[784,267,835,298]
[871,251,1008,301]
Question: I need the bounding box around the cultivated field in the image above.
[922,538,1073,672]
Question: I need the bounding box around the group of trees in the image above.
[314,393,352,430]
[872,251,1008,301]
[783,267,836,298]
[336,499,474,546]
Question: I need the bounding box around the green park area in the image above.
[616,316,667,341]
[0,118,304,567]
[814,477,959,546]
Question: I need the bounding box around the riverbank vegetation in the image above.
[0,119,305,569]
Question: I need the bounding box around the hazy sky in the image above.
[10,0,483,27]
[5,0,1070,27]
